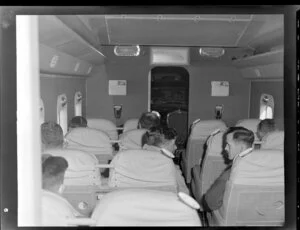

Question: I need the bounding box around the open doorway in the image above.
[150,66,189,157]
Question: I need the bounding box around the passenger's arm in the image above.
[202,169,230,212]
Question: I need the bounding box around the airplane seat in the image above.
[108,149,178,191]
[65,127,114,164]
[191,131,228,205]
[123,118,139,133]
[41,189,83,226]
[87,118,119,140]
[261,131,284,151]
[118,128,147,151]
[91,189,202,226]
[235,119,261,141]
[181,119,227,183]
[211,149,284,226]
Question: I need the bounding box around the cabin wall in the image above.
[86,57,251,127]
[40,74,87,123]
[249,80,284,130]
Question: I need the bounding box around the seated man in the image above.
[41,121,65,151]
[69,116,88,129]
[256,118,277,141]
[41,156,82,226]
[138,111,161,130]
[202,126,254,212]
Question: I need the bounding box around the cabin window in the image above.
[74,91,82,116]
[40,98,45,124]
[259,94,274,119]
[57,94,68,135]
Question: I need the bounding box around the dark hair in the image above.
[42,156,68,189]
[225,126,255,148]
[257,119,276,133]
[41,121,64,148]
[138,112,161,130]
[69,116,87,128]
[141,126,177,147]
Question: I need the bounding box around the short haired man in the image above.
[202,127,254,212]
[41,156,81,226]
[41,121,64,150]
[257,119,277,141]
[138,111,161,130]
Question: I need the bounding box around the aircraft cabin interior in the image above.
[1,7,298,227]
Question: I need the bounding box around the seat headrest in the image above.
[119,129,147,150]
[235,119,260,132]
[91,189,201,226]
[230,149,284,186]
[109,149,177,186]
[44,148,97,171]
[87,118,118,140]
[65,127,111,148]
[206,131,225,156]
[261,131,284,151]
[123,118,139,133]
[190,120,227,139]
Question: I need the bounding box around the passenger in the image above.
[42,153,52,163]
[256,118,277,141]
[68,116,88,129]
[142,126,177,153]
[41,121,65,151]
[138,111,161,130]
[41,156,81,226]
[202,127,254,212]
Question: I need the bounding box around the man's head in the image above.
[138,112,161,130]
[42,156,68,194]
[41,121,64,150]
[257,119,276,140]
[69,116,87,129]
[224,126,255,160]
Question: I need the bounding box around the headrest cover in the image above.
[87,118,118,140]
[190,120,227,139]
[261,131,284,151]
[65,127,111,148]
[123,118,139,133]
[119,129,147,150]
[230,149,284,186]
[108,149,177,188]
[206,131,224,156]
[91,189,201,226]
[235,119,260,132]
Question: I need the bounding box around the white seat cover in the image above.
[91,189,202,226]
[261,131,284,151]
[44,148,101,186]
[41,190,81,226]
[87,118,118,140]
[108,149,177,189]
[123,118,139,133]
[190,120,227,140]
[118,128,147,150]
[65,127,113,157]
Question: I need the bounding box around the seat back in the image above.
[123,118,139,133]
[193,131,227,204]
[65,127,113,163]
[87,118,119,140]
[261,131,284,151]
[235,119,261,141]
[212,149,284,226]
[118,129,147,151]
[44,148,102,186]
[108,149,177,190]
[42,190,81,226]
[167,110,188,146]
[182,119,227,183]
[91,189,202,226]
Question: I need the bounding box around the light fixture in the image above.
[199,47,225,58]
[114,45,140,56]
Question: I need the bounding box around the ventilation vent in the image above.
[114,45,140,56]
[199,47,225,58]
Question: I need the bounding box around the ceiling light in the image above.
[199,47,225,58]
[114,45,140,56]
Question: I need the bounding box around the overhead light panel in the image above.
[199,47,225,58]
[114,45,140,56]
